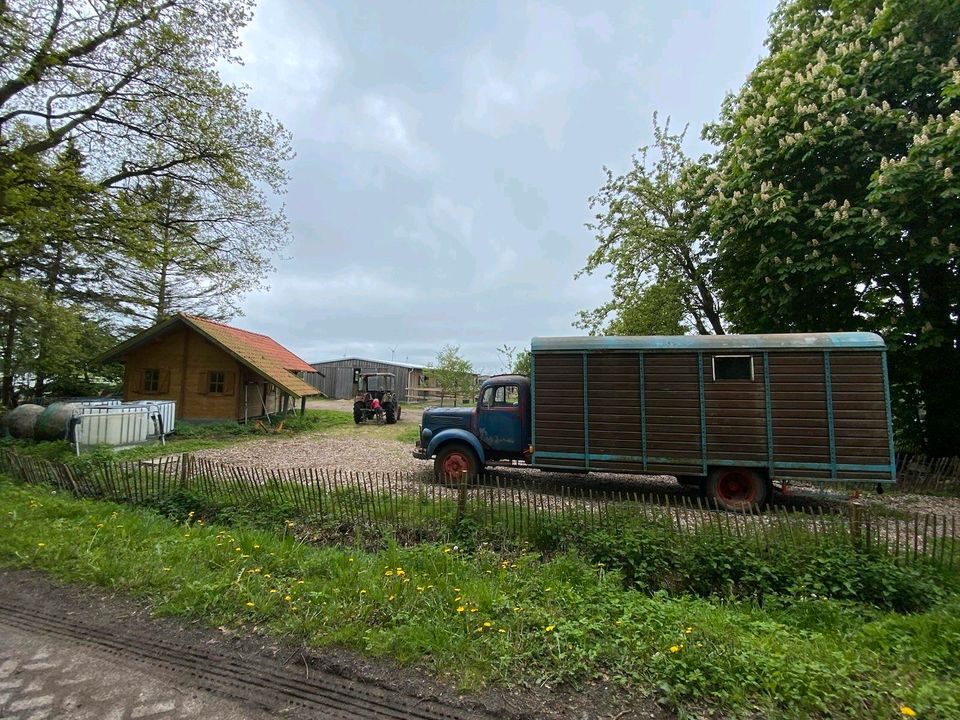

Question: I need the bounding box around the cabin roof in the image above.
[531,332,886,353]
[98,313,320,398]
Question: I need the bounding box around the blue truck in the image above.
[412,333,896,510]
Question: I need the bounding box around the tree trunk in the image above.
[917,263,960,456]
[1,307,18,407]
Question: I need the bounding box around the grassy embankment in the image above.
[2,477,959,719]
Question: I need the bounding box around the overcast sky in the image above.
[223,0,777,374]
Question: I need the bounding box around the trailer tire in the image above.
[434,442,480,484]
[707,467,768,511]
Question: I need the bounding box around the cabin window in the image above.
[712,355,754,381]
[208,370,226,394]
[143,368,160,392]
[480,387,494,407]
[494,385,519,407]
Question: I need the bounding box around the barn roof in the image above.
[98,313,319,398]
[532,332,886,353]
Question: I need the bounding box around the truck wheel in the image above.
[353,402,363,424]
[707,467,768,511]
[385,403,396,424]
[434,442,479,484]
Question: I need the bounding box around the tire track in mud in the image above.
[0,602,492,720]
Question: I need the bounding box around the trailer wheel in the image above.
[434,442,479,484]
[707,467,768,511]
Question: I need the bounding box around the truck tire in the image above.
[434,442,479,484]
[385,403,396,424]
[707,467,768,511]
[353,402,363,424]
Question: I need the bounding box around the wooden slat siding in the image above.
[830,351,892,479]
[533,353,586,468]
[769,353,830,465]
[644,353,701,470]
[704,352,766,462]
[587,353,641,456]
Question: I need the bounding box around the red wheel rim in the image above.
[442,452,470,477]
[716,470,757,503]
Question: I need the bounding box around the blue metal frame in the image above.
[530,352,536,452]
[582,352,589,471]
[881,350,896,478]
[697,352,707,475]
[639,352,647,471]
[823,351,837,480]
[763,352,774,477]
[533,450,894,479]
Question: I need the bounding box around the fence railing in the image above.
[896,453,960,494]
[1,450,956,570]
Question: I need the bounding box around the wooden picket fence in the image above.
[1,449,957,570]
[896,453,960,494]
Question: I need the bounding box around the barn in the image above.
[98,313,320,422]
[306,358,424,401]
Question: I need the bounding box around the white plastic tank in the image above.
[75,405,150,447]
[126,400,176,436]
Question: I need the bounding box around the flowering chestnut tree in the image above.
[707,0,960,453]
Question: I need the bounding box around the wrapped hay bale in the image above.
[3,404,44,439]
[34,402,81,441]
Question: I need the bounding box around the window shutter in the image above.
[223,371,236,396]
[159,369,170,394]
[198,371,209,394]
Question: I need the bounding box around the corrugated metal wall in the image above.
[307,359,418,401]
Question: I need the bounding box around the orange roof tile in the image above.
[179,315,319,398]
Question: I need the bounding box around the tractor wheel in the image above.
[396,405,402,421]
[434,442,479,484]
[385,403,396,424]
[707,467,768,512]
[353,402,363,424]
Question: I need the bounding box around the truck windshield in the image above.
[365,376,392,391]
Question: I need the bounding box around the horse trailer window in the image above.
[712,355,754,381]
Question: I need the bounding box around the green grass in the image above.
[2,477,959,718]
[0,409,355,466]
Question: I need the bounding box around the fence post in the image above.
[456,471,468,525]
[178,453,191,490]
[848,503,862,546]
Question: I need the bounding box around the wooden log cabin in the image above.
[98,313,320,422]
[530,333,896,507]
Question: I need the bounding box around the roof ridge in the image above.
[180,313,275,341]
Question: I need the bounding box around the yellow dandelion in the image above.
[456,606,466,613]
[36,542,45,548]
[388,595,395,601]
[253,544,260,549]
[245,602,255,607]
[470,608,478,613]
[900,707,917,717]
[545,587,552,592]
[396,568,405,576]
[545,625,555,632]
[483,621,492,627]
[670,645,680,653]
[498,628,506,634]
[162,567,171,571]
[359,590,367,595]
[270,589,278,594]
[297,580,304,584]
[385,570,394,576]
[284,595,292,602]
[443,547,452,553]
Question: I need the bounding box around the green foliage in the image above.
[428,345,475,405]
[0,0,292,404]
[4,478,960,718]
[707,0,960,454]
[576,115,724,337]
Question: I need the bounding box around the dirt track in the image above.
[0,570,666,720]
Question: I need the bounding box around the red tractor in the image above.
[353,373,401,424]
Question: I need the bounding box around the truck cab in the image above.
[413,374,531,479]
